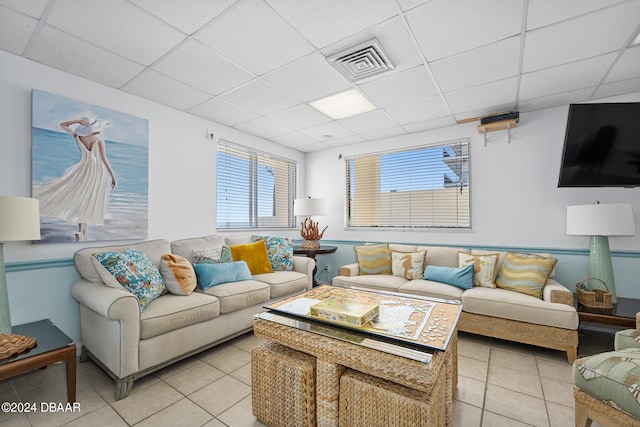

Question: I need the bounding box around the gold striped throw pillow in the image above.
[355,243,392,275]
[495,252,557,299]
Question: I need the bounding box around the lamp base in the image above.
[588,235,617,303]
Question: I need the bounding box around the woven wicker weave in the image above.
[251,341,316,427]
[574,386,640,427]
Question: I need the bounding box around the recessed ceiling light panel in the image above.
[309,89,377,120]
[326,38,395,82]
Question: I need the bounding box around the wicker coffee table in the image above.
[252,286,461,427]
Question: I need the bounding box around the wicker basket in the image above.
[576,278,612,313]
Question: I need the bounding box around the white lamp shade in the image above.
[0,196,41,242]
[566,203,636,236]
[294,198,327,217]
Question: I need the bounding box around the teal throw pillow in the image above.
[193,261,254,291]
[424,264,474,290]
[93,249,165,311]
[253,235,294,271]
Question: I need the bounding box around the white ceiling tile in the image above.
[0,6,37,54]
[188,97,257,126]
[234,117,291,138]
[338,110,399,134]
[403,116,457,133]
[130,0,237,35]
[453,103,515,122]
[219,79,299,116]
[324,135,366,147]
[153,40,255,95]
[386,96,450,125]
[522,1,640,72]
[123,69,212,110]
[0,0,48,18]
[359,66,439,108]
[406,0,523,61]
[605,46,640,84]
[297,142,332,152]
[46,0,185,66]
[266,0,399,49]
[266,104,331,129]
[361,126,407,141]
[27,25,145,88]
[195,0,313,75]
[445,78,518,115]
[519,53,617,100]
[517,88,594,112]
[320,18,424,76]
[593,78,640,99]
[430,37,521,93]
[397,0,431,12]
[300,122,354,140]
[526,0,626,30]
[264,53,352,102]
[270,132,319,148]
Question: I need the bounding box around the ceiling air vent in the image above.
[326,39,395,82]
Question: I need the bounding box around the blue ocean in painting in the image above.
[32,127,148,242]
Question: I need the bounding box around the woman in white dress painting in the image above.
[33,117,117,242]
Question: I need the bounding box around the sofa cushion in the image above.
[201,280,270,314]
[170,235,226,263]
[417,246,470,268]
[459,252,499,288]
[254,271,308,298]
[399,279,465,301]
[332,274,407,293]
[424,264,474,290]
[253,235,295,271]
[225,235,253,246]
[159,254,197,296]
[193,261,254,291]
[391,250,426,280]
[230,240,274,275]
[462,287,578,329]
[355,243,392,275]
[495,252,558,299]
[140,292,220,340]
[75,239,171,284]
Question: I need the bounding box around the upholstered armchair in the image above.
[614,312,640,351]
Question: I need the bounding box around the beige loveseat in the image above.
[71,234,314,400]
[333,244,579,363]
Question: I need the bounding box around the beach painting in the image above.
[31,89,148,243]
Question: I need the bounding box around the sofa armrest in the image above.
[72,279,140,320]
[339,263,359,277]
[293,256,315,290]
[543,280,574,306]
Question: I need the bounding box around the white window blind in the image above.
[346,139,471,229]
[217,141,296,229]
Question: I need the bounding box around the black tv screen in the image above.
[558,103,640,187]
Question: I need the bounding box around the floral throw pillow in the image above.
[253,235,294,271]
[93,249,165,311]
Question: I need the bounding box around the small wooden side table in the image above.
[293,245,337,286]
[0,319,76,403]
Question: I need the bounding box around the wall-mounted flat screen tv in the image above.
[558,103,640,188]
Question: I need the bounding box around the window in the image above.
[217,141,296,229]
[346,139,470,229]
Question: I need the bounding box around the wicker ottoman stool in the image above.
[251,341,317,427]
[573,348,640,427]
[339,368,445,427]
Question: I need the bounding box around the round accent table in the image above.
[293,245,337,287]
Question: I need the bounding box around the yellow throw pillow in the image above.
[495,252,558,299]
[391,250,427,279]
[458,252,499,288]
[355,243,392,275]
[230,240,274,275]
[159,254,197,296]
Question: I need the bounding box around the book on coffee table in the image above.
[309,297,379,327]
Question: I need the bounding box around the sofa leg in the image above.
[574,399,593,427]
[115,378,134,401]
[566,346,578,364]
[79,346,90,363]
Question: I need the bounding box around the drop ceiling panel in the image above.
[338,110,399,134]
[444,77,518,115]
[153,40,254,95]
[519,53,617,100]
[386,96,450,125]
[234,117,292,139]
[430,37,520,93]
[270,131,319,148]
[266,0,399,49]
[604,46,640,83]
[0,0,48,18]
[526,0,626,30]
[219,79,299,116]
[130,0,238,35]
[403,116,457,133]
[324,135,366,147]
[28,25,145,88]
[188,97,257,126]
[397,0,431,12]
[594,78,640,99]
[517,88,594,113]
[46,0,185,66]
[266,104,332,129]
[406,0,523,61]
[195,0,313,75]
[361,126,407,141]
[359,66,439,108]
[300,121,354,140]
[298,141,332,152]
[523,1,640,73]
[453,103,516,122]
[264,52,352,102]
[0,6,37,55]
[123,69,212,110]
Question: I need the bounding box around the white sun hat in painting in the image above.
[75,117,110,136]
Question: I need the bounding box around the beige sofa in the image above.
[71,234,314,400]
[333,244,579,363]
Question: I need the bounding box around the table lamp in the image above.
[294,197,327,249]
[0,196,41,336]
[566,202,636,303]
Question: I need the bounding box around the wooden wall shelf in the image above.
[477,118,517,134]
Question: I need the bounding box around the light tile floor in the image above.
[0,329,612,427]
